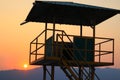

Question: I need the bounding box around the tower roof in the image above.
[24,1,120,26]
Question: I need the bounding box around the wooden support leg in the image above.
[79,66,83,80]
[51,65,55,80]
[43,65,46,80]
[91,67,95,80]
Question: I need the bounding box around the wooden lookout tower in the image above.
[22,1,120,80]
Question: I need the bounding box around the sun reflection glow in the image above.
[23,64,28,69]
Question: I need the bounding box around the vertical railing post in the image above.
[92,26,95,80]
[29,42,32,64]
[44,22,47,59]
[52,21,55,56]
[93,26,96,62]
[56,34,59,57]
[61,31,64,59]
[62,31,64,41]
[35,38,38,60]
[99,43,101,63]
[112,39,114,64]
[80,25,82,37]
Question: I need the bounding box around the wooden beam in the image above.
[51,65,55,80]
[43,65,46,80]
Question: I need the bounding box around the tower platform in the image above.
[30,56,113,67]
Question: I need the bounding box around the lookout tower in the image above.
[22,1,120,80]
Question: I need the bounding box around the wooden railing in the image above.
[29,29,114,64]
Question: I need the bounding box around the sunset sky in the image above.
[0,0,120,70]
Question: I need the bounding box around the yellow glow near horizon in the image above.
[23,64,28,69]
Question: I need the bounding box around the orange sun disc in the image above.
[24,64,28,68]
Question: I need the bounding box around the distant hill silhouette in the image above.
[0,68,42,80]
[96,68,120,80]
[0,67,120,80]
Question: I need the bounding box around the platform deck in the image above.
[30,57,113,67]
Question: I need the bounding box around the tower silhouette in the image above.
[22,1,120,80]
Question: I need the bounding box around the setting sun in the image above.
[23,64,28,69]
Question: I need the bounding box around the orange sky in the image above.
[0,0,120,70]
